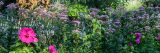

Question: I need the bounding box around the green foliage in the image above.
[144,0,160,5]
[9,43,34,53]
[124,0,143,11]
[68,4,88,18]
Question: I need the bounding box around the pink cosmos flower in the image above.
[18,27,38,44]
[49,45,58,53]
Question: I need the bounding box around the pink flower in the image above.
[49,45,58,53]
[135,32,142,44]
[18,27,38,44]
[135,38,140,44]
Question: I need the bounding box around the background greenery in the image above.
[0,0,160,53]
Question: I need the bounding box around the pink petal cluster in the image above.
[49,45,58,53]
[18,27,38,44]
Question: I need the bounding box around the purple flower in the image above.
[108,28,115,33]
[36,8,48,17]
[89,8,100,17]
[90,8,100,12]
[135,32,142,44]
[128,42,133,46]
[139,6,145,11]
[90,11,98,17]
[142,13,149,19]
[0,1,4,7]
[135,38,141,44]
[137,16,144,19]
[114,19,120,26]
[155,6,160,11]
[58,11,68,21]
[98,15,109,21]
[99,15,108,18]
[6,3,18,10]
[58,14,68,20]
[62,9,68,13]
[135,33,142,39]
[156,34,160,41]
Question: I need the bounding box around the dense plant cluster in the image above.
[0,0,160,53]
